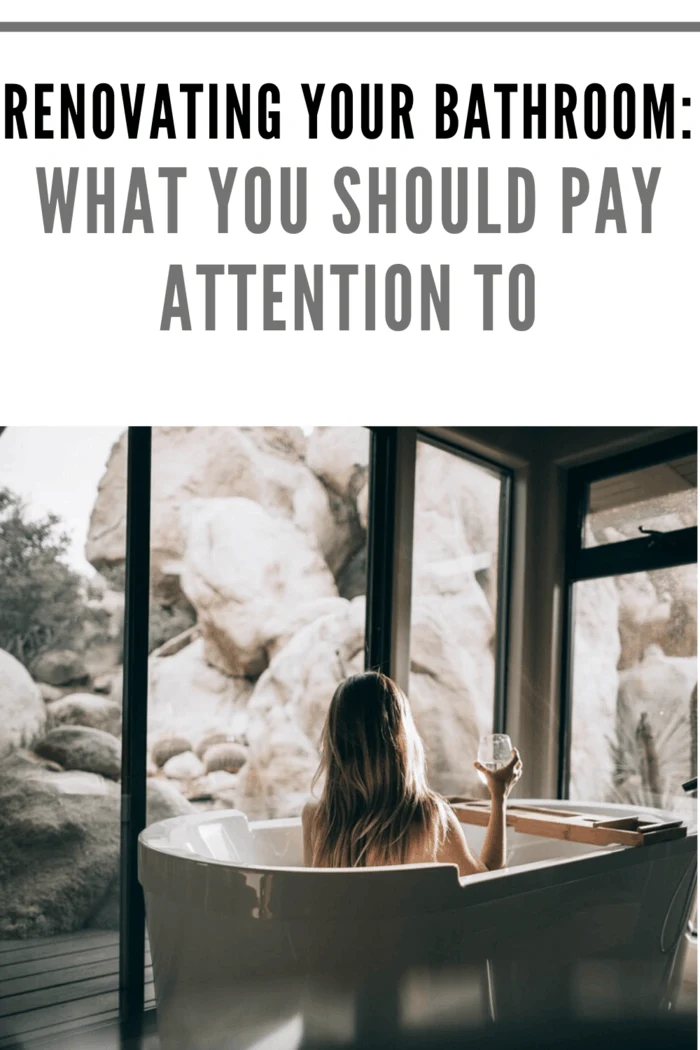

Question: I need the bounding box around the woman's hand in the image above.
[474,748,523,800]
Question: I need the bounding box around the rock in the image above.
[409,584,496,798]
[356,480,368,531]
[265,597,351,665]
[412,442,502,611]
[614,646,697,803]
[30,650,89,687]
[236,580,501,818]
[569,577,621,801]
[148,598,197,654]
[203,742,248,774]
[0,756,194,939]
[236,711,323,820]
[179,498,339,676]
[108,668,123,704]
[85,426,354,586]
[0,649,46,759]
[148,637,252,758]
[653,562,697,659]
[46,694,122,737]
[306,427,369,502]
[162,751,205,780]
[151,625,200,659]
[92,674,115,695]
[35,726,121,779]
[39,682,63,703]
[83,642,123,681]
[615,572,671,670]
[195,731,234,760]
[235,598,366,819]
[146,777,196,824]
[336,546,367,600]
[0,760,121,938]
[151,735,193,768]
[189,770,240,807]
[3,749,63,774]
[200,770,239,797]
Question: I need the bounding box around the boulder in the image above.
[145,777,196,824]
[85,426,355,585]
[3,749,63,775]
[413,441,502,611]
[0,649,46,759]
[356,480,369,531]
[179,498,339,676]
[148,637,252,757]
[569,577,621,801]
[614,646,697,803]
[615,572,671,670]
[0,761,121,938]
[39,682,63,703]
[235,586,495,818]
[652,561,697,659]
[151,734,193,768]
[30,650,89,687]
[35,726,121,779]
[408,583,496,798]
[306,427,369,502]
[195,731,239,760]
[91,674,115,695]
[162,751,206,780]
[235,710,324,820]
[0,755,195,938]
[195,770,239,806]
[203,741,248,774]
[236,598,365,819]
[336,546,367,601]
[46,694,122,737]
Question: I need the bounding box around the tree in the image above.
[0,487,108,667]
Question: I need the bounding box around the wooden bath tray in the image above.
[450,801,687,848]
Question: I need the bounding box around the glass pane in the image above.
[584,454,697,547]
[409,440,504,798]
[117,427,370,824]
[570,565,697,816]
[0,427,125,1030]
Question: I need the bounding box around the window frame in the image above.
[111,424,515,1023]
[558,430,698,798]
[413,430,514,735]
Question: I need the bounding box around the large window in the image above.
[76,427,370,824]
[565,436,697,810]
[0,427,126,1038]
[409,438,509,798]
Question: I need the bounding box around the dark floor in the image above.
[0,938,695,1050]
[0,931,154,1049]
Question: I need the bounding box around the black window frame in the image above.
[413,430,514,735]
[558,429,698,798]
[0,423,512,1027]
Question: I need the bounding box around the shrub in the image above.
[0,487,109,668]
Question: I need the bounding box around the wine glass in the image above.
[477,733,513,786]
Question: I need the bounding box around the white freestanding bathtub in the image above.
[139,800,697,1050]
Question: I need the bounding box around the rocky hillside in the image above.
[0,426,696,937]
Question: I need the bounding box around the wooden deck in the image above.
[0,931,155,1049]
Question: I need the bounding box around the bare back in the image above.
[302,799,486,877]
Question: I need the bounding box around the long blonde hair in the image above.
[309,671,449,867]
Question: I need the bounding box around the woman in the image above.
[302,671,522,876]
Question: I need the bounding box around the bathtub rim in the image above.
[139,796,692,876]
[138,799,697,921]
